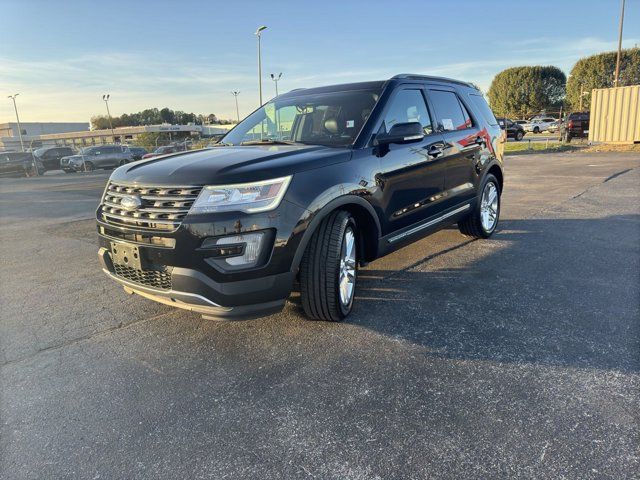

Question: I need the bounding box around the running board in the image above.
[387,204,471,244]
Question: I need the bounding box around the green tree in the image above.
[487,66,566,117]
[566,47,640,111]
[90,115,111,130]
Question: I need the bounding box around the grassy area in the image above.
[505,141,578,155]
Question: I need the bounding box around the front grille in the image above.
[113,264,172,290]
[100,182,202,231]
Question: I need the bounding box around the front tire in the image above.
[300,210,357,321]
[83,161,94,172]
[458,174,500,239]
[515,131,524,141]
[533,126,540,134]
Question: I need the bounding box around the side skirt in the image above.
[376,202,473,257]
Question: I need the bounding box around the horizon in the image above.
[1,0,638,124]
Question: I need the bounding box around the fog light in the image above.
[215,232,265,266]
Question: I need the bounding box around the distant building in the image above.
[0,122,235,151]
[0,122,91,150]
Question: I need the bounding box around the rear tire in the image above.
[533,126,540,134]
[458,174,500,239]
[299,210,357,321]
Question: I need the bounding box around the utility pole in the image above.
[102,94,115,141]
[231,91,240,123]
[270,72,282,97]
[255,26,267,106]
[7,94,25,152]
[614,0,626,88]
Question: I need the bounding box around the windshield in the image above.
[222,89,381,147]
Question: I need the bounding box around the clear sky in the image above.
[1,0,638,123]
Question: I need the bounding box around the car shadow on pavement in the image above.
[290,215,640,374]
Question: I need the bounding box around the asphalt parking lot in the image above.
[1,151,639,479]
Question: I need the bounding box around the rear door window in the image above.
[428,89,472,131]
[468,94,498,126]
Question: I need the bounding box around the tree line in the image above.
[91,107,235,130]
[487,47,639,118]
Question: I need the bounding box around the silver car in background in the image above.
[60,145,133,172]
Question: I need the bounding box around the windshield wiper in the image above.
[240,139,300,146]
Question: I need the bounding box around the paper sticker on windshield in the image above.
[346,120,355,128]
[442,118,454,131]
[264,103,276,125]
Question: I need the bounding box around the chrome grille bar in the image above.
[99,181,203,231]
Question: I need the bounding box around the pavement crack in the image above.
[0,310,175,368]
[603,168,632,183]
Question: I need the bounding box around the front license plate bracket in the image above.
[111,242,143,270]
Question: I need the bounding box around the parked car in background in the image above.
[60,145,133,172]
[96,74,505,321]
[0,151,44,177]
[496,117,525,141]
[127,146,148,160]
[33,146,75,171]
[141,144,188,159]
[560,112,590,142]
[528,117,557,134]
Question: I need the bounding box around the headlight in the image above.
[189,176,292,214]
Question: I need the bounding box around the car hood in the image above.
[109,145,351,185]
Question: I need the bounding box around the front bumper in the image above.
[99,247,292,318]
[97,199,309,319]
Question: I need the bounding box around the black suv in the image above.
[560,111,589,142]
[33,146,75,171]
[496,117,525,141]
[97,75,504,321]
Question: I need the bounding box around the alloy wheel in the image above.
[480,182,499,232]
[338,227,356,307]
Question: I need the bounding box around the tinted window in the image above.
[382,89,433,135]
[468,94,498,126]
[429,90,472,131]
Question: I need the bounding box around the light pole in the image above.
[102,94,115,141]
[614,0,625,88]
[7,94,25,152]
[231,91,241,123]
[270,72,282,97]
[255,26,267,106]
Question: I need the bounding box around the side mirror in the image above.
[376,122,424,145]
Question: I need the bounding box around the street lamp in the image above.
[7,93,25,152]
[270,72,282,97]
[614,0,626,88]
[255,26,267,106]
[102,94,115,140]
[231,91,241,123]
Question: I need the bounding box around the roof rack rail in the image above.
[391,74,475,88]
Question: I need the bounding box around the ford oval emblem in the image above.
[119,195,142,211]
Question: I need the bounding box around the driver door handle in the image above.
[427,143,445,158]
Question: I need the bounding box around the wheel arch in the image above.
[292,195,381,272]
[486,162,504,193]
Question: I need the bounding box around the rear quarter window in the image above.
[468,93,498,126]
